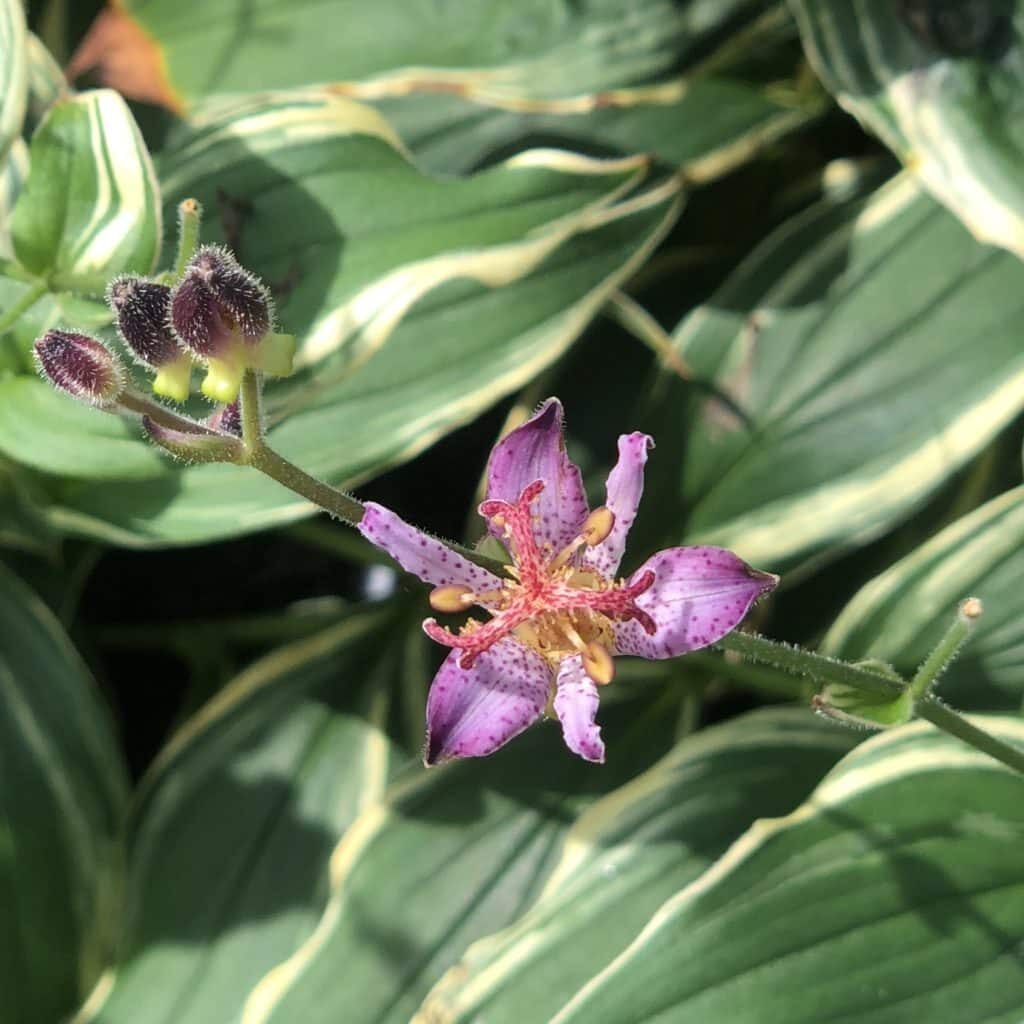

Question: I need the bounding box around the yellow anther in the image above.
[582,642,615,686]
[581,506,615,546]
[550,507,617,571]
[429,585,477,614]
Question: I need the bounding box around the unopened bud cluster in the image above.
[34,239,295,411]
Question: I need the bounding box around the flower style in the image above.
[358,399,777,765]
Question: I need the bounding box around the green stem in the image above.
[685,649,808,699]
[908,598,981,700]
[248,443,366,523]
[0,280,47,336]
[717,630,905,698]
[119,390,215,435]
[235,371,506,575]
[916,697,1024,777]
[239,369,264,448]
[173,198,203,279]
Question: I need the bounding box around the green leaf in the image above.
[0,468,59,556]
[0,561,129,1024]
[791,0,1024,258]
[24,91,678,545]
[114,0,815,173]
[26,32,68,122]
[0,138,28,260]
[75,605,411,1024]
[122,0,762,107]
[370,75,816,177]
[0,0,28,161]
[650,173,1024,571]
[823,486,1024,710]
[0,377,171,481]
[227,693,671,1024]
[417,708,860,1024]
[10,89,161,286]
[551,716,1024,1024]
[75,605,673,1024]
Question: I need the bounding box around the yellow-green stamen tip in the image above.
[152,355,194,403]
[201,355,246,403]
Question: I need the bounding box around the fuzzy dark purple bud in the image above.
[107,276,181,369]
[170,245,271,356]
[34,330,125,407]
[207,401,242,437]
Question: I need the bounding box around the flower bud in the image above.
[207,401,242,437]
[169,245,294,403]
[813,659,912,730]
[107,275,193,402]
[34,330,125,407]
[170,245,271,357]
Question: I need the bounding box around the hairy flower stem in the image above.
[915,698,1024,776]
[236,371,506,576]
[717,631,904,697]
[173,199,202,279]
[720,623,1024,777]
[239,369,264,448]
[908,597,981,700]
[119,390,214,435]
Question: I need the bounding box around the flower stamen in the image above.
[429,585,478,613]
[582,641,615,685]
[550,505,615,571]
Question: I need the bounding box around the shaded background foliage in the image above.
[3,1,1024,1022]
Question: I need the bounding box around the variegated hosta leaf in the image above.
[222,694,671,1024]
[10,89,161,287]
[370,75,816,177]
[73,606,411,1024]
[0,0,28,160]
[83,0,814,174]
[0,376,169,480]
[0,471,57,555]
[552,717,1024,1024]
[0,561,129,1024]
[109,0,761,108]
[791,0,1024,258]
[26,32,68,121]
[0,137,28,259]
[74,609,671,1024]
[416,709,859,1024]
[648,172,1024,572]
[7,90,679,544]
[823,486,1024,710]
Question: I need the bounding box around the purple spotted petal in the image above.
[584,431,653,578]
[615,546,778,659]
[484,398,588,553]
[358,502,503,591]
[425,639,552,764]
[553,656,605,763]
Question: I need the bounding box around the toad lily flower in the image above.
[358,399,777,765]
